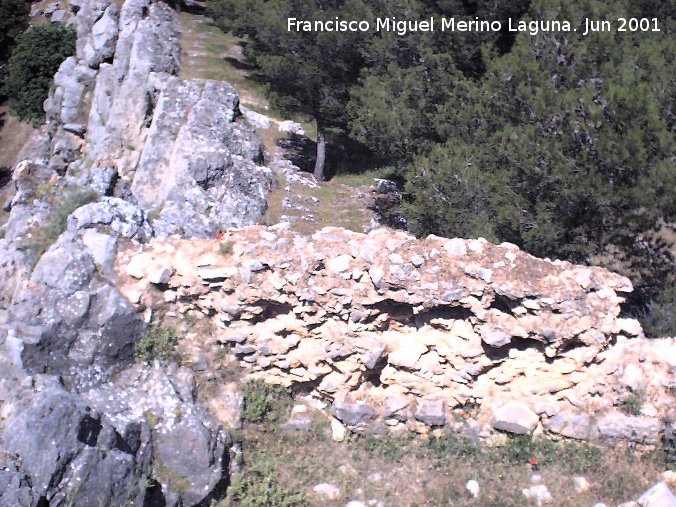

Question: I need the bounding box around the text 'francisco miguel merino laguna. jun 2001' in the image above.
[287,16,663,36]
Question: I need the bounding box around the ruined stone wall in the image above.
[119,225,675,447]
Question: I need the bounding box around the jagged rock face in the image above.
[82,363,231,506]
[131,77,271,237]
[119,225,675,444]
[85,0,181,171]
[3,387,153,507]
[2,200,149,388]
[36,0,271,236]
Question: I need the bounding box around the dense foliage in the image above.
[208,0,674,332]
[0,0,31,63]
[0,0,31,100]
[3,24,76,123]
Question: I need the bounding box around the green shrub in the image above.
[637,282,676,338]
[3,24,76,123]
[219,240,234,256]
[227,469,307,507]
[241,380,292,424]
[0,0,30,65]
[136,325,179,361]
[619,388,647,417]
[494,435,602,473]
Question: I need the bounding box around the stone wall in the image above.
[118,225,675,447]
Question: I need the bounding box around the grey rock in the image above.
[153,419,230,505]
[47,58,97,124]
[544,411,595,440]
[9,238,143,387]
[368,266,385,289]
[362,343,387,370]
[637,482,676,507]
[481,329,512,348]
[44,2,59,16]
[3,388,151,505]
[597,411,661,444]
[50,8,67,22]
[81,229,118,276]
[0,463,35,507]
[130,78,271,237]
[86,0,180,171]
[241,105,272,129]
[83,363,231,506]
[86,160,119,196]
[84,3,119,68]
[332,399,376,426]
[69,197,152,242]
[491,401,539,435]
[64,122,87,136]
[278,120,305,136]
[415,399,446,426]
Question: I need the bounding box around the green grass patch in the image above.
[136,324,179,362]
[241,380,293,424]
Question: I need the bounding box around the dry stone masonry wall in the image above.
[119,225,675,447]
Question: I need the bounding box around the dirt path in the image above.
[178,10,380,236]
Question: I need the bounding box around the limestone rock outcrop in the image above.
[8,0,272,245]
[117,225,675,445]
[0,0,270,503]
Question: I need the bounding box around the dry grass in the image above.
[178,12,267,109]
[0,107,35,170]
[234,413,670,507]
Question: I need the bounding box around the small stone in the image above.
[328,254,352,273]
[332,399,375,426]
[244,259,264,272]
[444,238,467,256]
[312,483,341,500]
[368,266,384,289]
[388,340,427,369]
[388,253,404,264]
[522,484,552,505]
[148,266,174,284]
[414,399,446,426]
[491,401,539,435]
[126,254,151,279]
[331,418,347,442]
[481,330,511,348]
[466,479,480,498]
[573,476,590,493]
[617,318,643,336]
[411,254,424,267]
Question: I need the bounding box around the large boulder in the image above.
[5,231,143,387]
[2,388,152,506]
[490,401,540,435]
[637,482,676,507]
[83,363,231,505]
[131,78,272,237]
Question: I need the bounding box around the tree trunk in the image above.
[313,125,326,181]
